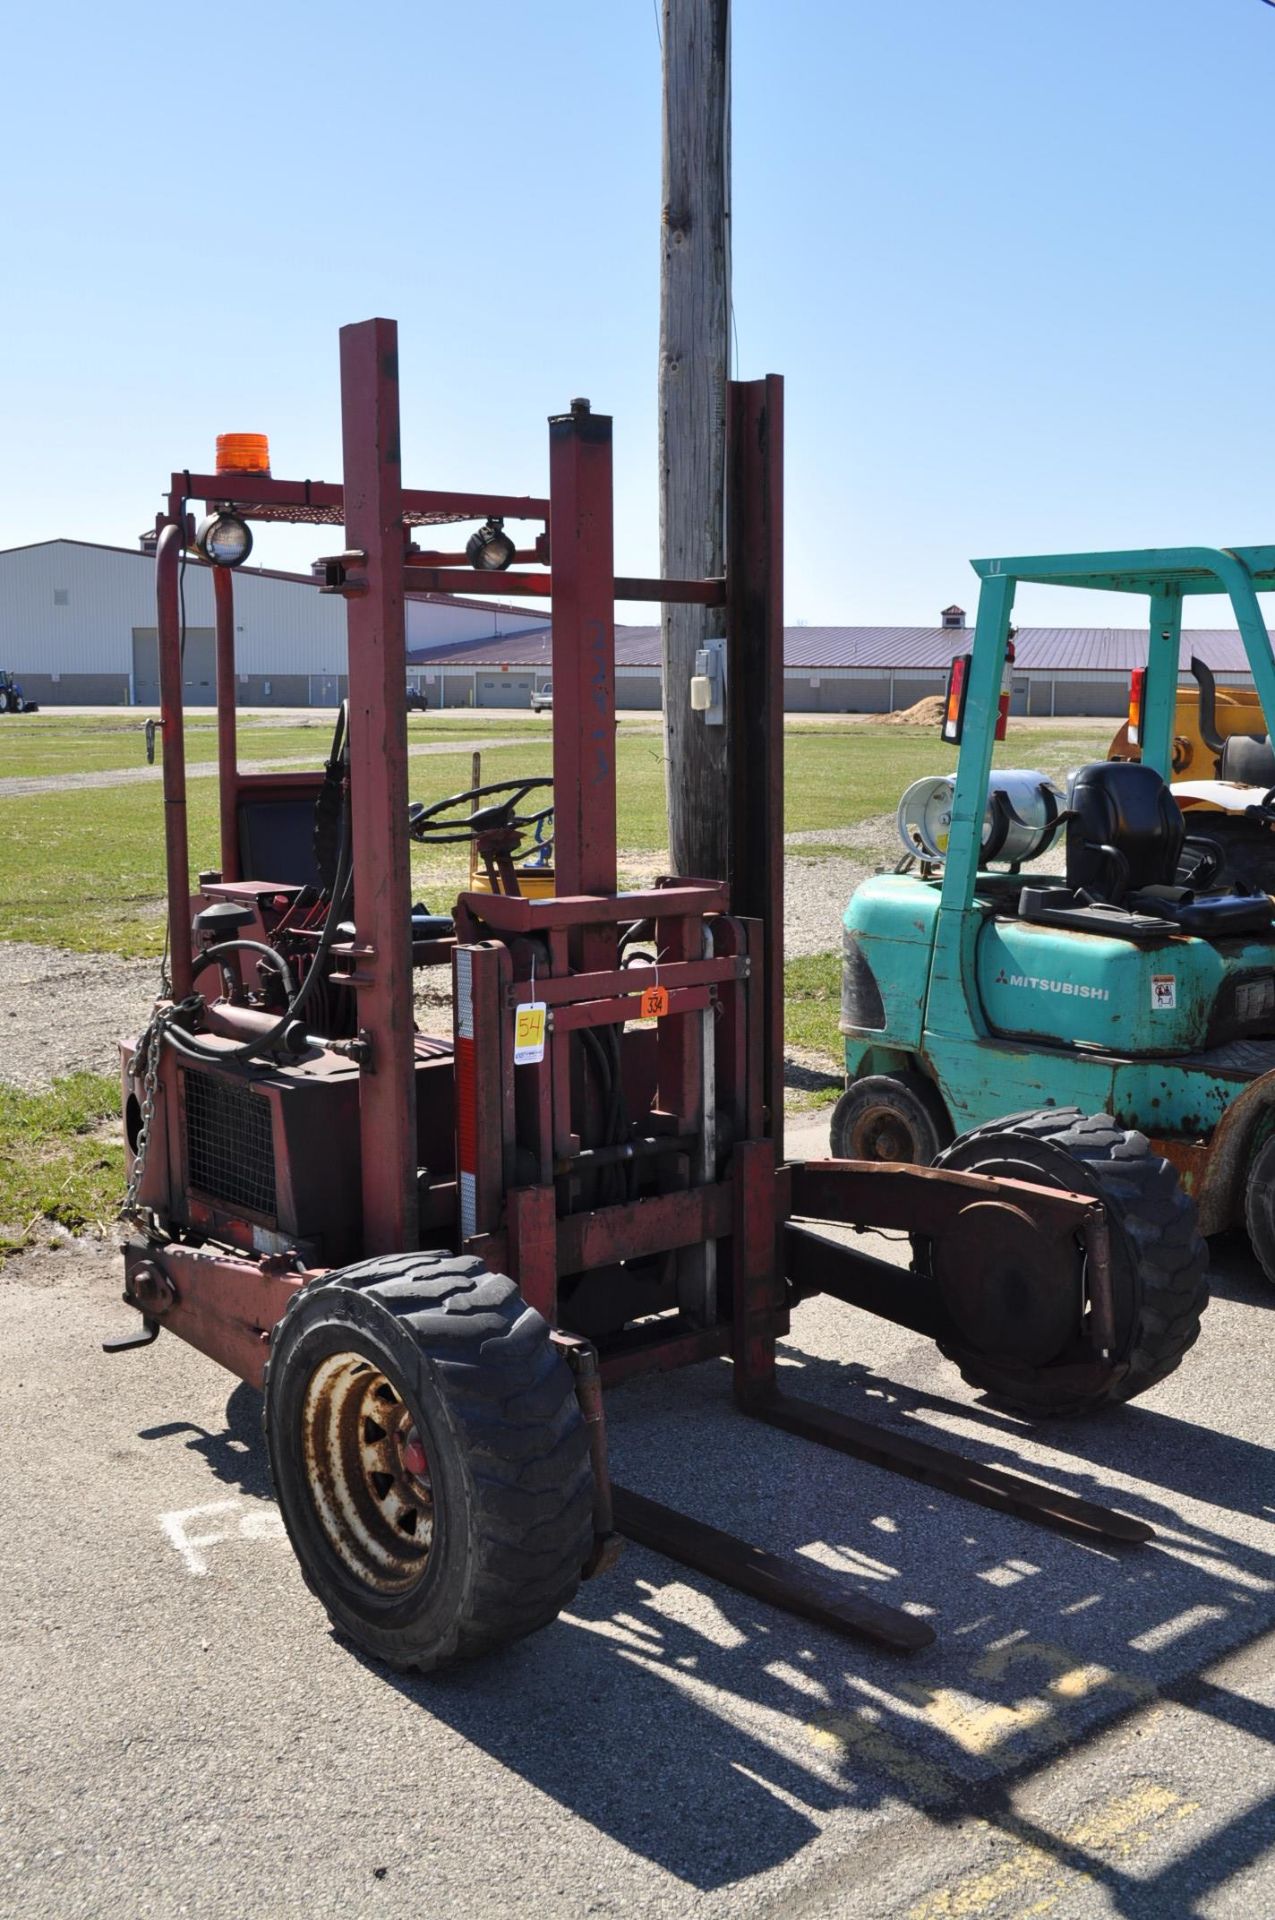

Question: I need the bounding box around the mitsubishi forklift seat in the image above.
[1066,761,1185,898]
[1022,761,1273,939]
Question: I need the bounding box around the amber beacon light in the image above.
[215,432,272,476]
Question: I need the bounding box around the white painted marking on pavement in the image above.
[160,1498,285,1575]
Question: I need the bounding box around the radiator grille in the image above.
[183,1070,277,1218]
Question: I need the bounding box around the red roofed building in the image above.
[408,614,1270,717]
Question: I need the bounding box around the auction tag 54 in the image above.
[514,1002,548,1065]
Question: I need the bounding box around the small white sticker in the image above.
[1151,974,1177,1011]
[513,1001,547,1065]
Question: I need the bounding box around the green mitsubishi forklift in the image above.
[836,546,1275,1377]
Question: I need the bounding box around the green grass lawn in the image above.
[0,710,571,781]
[0,1073,125,1261]
[0,744,542,952]
[779,721,1114,827]
[0,718,1113,956]
[784,951,842,1069]
[0,714,326,778]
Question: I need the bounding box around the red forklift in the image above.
[110,319,1199,1670]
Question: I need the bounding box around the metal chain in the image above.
[120,924,179,1225]
[119,996,200,1227]
[119,1010,168,1224]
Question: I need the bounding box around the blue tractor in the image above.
[0,671,35,713]
[836,547,1275,1386]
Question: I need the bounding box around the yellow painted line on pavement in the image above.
[807,1639,1157,1789]
[806,1707,952,1802]
[897,1641,1156,1760]
[906,1782,1198,1919]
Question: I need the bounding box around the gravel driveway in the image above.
[0,943,158,1092]
[784,811,901,959]
[0,735,537,802]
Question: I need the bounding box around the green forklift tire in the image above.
[917,1108,1208,1416]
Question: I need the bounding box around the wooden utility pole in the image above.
[659,0,731,879]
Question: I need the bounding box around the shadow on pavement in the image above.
[138,1380,273,1499]
[1196,1233,1275,1308]
[143,1345,1275,1908]
[770,1341,1275,1534]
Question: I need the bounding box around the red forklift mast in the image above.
[113,319,1153,1669]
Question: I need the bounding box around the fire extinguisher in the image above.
[995,632,1016,742]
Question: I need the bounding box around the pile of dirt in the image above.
[882,695,944,728]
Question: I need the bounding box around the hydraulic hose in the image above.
[192,939,298,1002]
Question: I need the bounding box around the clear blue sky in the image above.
[3,0,1273,629]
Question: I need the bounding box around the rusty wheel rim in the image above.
[301,1353,435,1594]
[851,1104,918,1163]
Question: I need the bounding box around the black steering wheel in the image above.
[408,777,553,845]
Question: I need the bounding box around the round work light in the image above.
[195,512,254,568]
[466,518,516,571]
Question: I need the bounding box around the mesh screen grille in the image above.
[184,1070,277,1218]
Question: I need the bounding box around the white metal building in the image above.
[6,543,1267,717]
[0,540,548,707]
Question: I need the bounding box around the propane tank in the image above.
[897,769,1064,865]
[897,776,960,860]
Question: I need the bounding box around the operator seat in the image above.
[1066,762,1185,898]
[1064,761,1271,937]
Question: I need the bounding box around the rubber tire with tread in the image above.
[1243,1128,1275,1290]
[923,1107,1208,1416]
[263,1250,593,1672]
[830,1070,952,1166]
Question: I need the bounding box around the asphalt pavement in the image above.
[3,1127,1274,1920]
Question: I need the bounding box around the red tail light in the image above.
[995,636,1016,743]
[943,654,970,745]
[1128,668,1146,747]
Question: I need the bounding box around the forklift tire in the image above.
[829,1071,952,1165]
[1242,1129,1275,1291]
[921,1108,1208,1416]
[263,1251,594,1672]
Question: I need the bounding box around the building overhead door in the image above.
[477,672,534,708]
[131,628,216,707]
